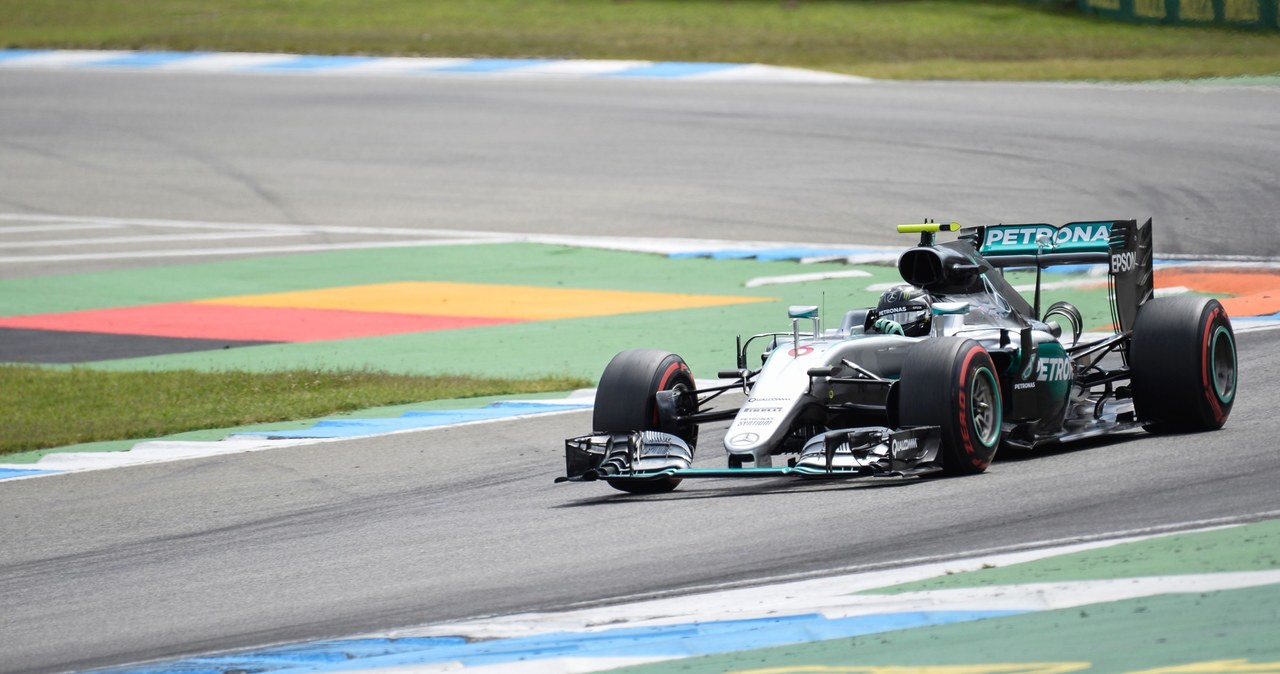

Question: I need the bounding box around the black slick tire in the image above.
[1131,296,1236,433]
[593,349,697,494]
[898,337,1003,475]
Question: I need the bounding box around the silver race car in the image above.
[559,219,1237,494]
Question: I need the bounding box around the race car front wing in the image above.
[557,425,943,485]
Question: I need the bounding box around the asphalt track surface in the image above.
[3,70,1280,278]
[2,69,1279,673]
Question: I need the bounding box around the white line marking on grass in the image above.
[746,269,873,288]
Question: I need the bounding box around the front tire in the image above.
[898,338,1003,475]
[1131,296,1236,433]
[593,349,697,494]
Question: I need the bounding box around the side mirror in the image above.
[788,305,819,319]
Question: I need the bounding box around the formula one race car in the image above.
[558,219,1238,494]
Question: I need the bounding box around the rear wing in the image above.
[968,220,1112,266]
[959,219,1154,332]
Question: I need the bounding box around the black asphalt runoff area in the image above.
[0,328,278,364]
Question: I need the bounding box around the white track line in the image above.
[0,223,125,234]
[0,230,308,249]
[0,237,508,263]
[0,212,902,260]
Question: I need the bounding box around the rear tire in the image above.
[1131,296,1236,433]
[593,349,697,494]
[899,338,1002,475]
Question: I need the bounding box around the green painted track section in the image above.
[0,243,1115,380]
[615,519,1280,674]
[621,586,1279,673]
[0,242,1118,462]
[870,518,1280,592]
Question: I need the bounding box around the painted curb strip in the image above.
[91,612,1027,674]
[82,523,1280,674]
[231,400,592,440]
[0,49,868,83]
[0,397,595,482]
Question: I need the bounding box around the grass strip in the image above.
[0,0,1276,81]
[0,364,589,456]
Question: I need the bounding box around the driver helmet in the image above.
[876,285,933,337]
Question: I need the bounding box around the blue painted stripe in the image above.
[713,249,773,260]
[426,58,553,73]
[239,401,589,439]
[1041,263,1103,274]
[89,610,1025,674]
[670,250,744,259]
[0,49,42,62]
[0,468,61,481]
[610,62,739,78]
[253,55,379,70]
[85,51,210,68]
[669,249,769,260]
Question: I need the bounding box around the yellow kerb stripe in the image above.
[199,282,772,320]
